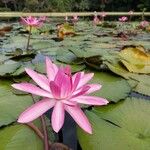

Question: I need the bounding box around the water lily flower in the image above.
[20,16,44,27]
[100,11,107,18]
[12,57,108,134]
[99,11,107,22]
[139,20,149,29]
[39,16,47,22]
[119,16,128,22]
[20,16,45,51]
[93,15,100,26]
[93,11,100,25]
[128,10,134,16]
[72,15,79,24]
[128,11,134,21]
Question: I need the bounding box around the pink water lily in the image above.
[72,15,79,24]
[93,16,100,25]
[128,10,134,15]
[12,57,108,134]
[100,11,107,18]
[20,16,44,27]
[20,16,45,51]
[119,16,128,22]
[139,20,149,29]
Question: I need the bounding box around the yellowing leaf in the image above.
[57,23,75,39]
[119,46,150,73]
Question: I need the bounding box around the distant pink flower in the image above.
[139,20,149,28]
[20,16,44,27]
[128,10,134,15]
[93,16,100,25]
[119,16,128,22]
[100,11,107,17]
[72,15,79,24]
[12,57,108,134]
[39,16,47,22]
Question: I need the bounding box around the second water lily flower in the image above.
[140,20,149,28]
[93,16,100,26]
[20,16,45,27]
[119,16,128,22]
[100,11,107,21]
[100,11,107,18]
[20,16,46,51]
[128,10,134,16]
[12,57,109,134]
[72,15,79,24]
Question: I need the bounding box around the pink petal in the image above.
[20,17,28,25]
[12,83,52,98]
[50,81,61,99]
[62,100,77,106]
[54,69,72,98]
[51,101,65,133]
[46,57,58,81]
[70,96,109,105]
[63,65,71,75]
[72,85,90,98]
[18,98,55,123]
[85,84,102,94]
[77,73,94,89]
[65,105,92,134]
[25,68,50,92]
[72,72,81,91]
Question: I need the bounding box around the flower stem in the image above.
[26,26,32,51]
[31,95,50,150]
[41,115,50,150]
[27,122,44,139]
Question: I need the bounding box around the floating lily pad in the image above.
[0,80,33,127]
[0,60,21,77]
[89,71,131,102]
[0,124,43,150]
[78,97,150,150]
[119,46,150,73]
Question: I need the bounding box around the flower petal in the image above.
[51,101,65,133]
[63,65,71,75]
[12,83,52,98]
[18,98,55,123]
[62,100,77,106]
[85,84,102,94]
[72,72,81,91]
[46,57,58,81]
[25,68,50,92]
[54,69,72,98]
[70,96,109,105]
[65,105,92,134]
[72,85,90,98]
[50,81,61,99]
[77,73,94,89]
[20,17,28,25]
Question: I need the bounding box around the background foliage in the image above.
[0,0,150,12]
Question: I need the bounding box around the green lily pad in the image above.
[0,60,21,77]
[78,97,150,150]
[0,124,43,150]
[90,71,131,102]
[0,80,33,127]
[56,49,83,64]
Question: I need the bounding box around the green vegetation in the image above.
[0,0,150,12]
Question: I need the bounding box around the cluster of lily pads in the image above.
[0,15,150,150]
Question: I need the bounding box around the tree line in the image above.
[0,0,150,12]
